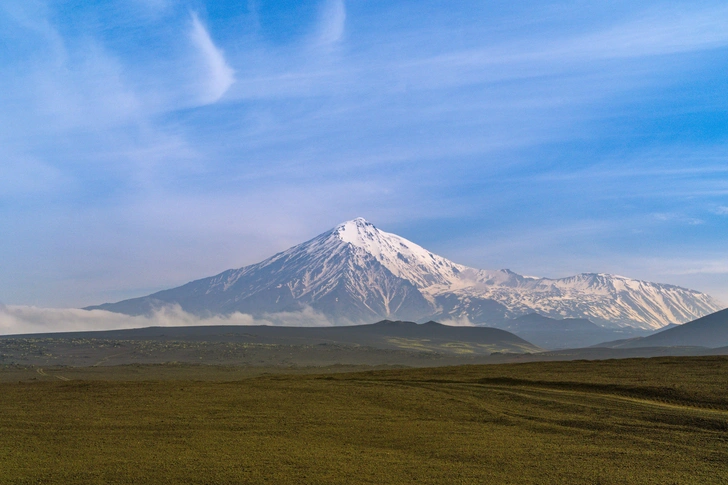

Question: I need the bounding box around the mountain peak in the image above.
[334,218,379,244]
[328,218,465,289]
[348,217,371,224]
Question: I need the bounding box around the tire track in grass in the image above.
[36,368,70,381]
[393,380,728,457]
[389,380,728,432]
[474,383,728,418]
[92,351,131,367]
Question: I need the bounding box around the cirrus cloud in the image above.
[189,12,235,104]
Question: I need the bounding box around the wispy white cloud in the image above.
[438,316,476,327]
[0,1,67,64]
[617,256,728,305]
[653,213,706,226]
[716,206,728,215]
[413,5,728,75]
[223,4,728,112]
[131,0,171,14]
[0,6,141,132]
[659,260,728,276]
[0,156,69,197]
[0,304,336,336]
[580,5,728,59]
[317,0,346,46]
[189,12,235,104]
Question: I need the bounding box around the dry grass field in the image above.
[1,357,727,484]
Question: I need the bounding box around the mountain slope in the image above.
[88,218,724,329]
[490,313,647,350]
[600,308,728,349]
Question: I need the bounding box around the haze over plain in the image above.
[1,1,727,326]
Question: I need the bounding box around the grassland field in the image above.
[1,356,727,484]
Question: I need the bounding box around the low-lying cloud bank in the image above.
[0,304,338,336]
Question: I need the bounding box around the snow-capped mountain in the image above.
[88,218,724,330]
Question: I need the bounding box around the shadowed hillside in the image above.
[597,308,728,349]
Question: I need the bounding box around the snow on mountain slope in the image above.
[88,218,725,329]
[443,273,721,330]
[202,220,434,320]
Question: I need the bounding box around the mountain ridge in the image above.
[87,218,724,330]
[2,319,543,356]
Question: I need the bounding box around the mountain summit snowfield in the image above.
[88,218,723,330]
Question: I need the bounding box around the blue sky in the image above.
[1,0,727,308]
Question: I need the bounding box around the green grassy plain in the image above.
[1,357,727,484]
